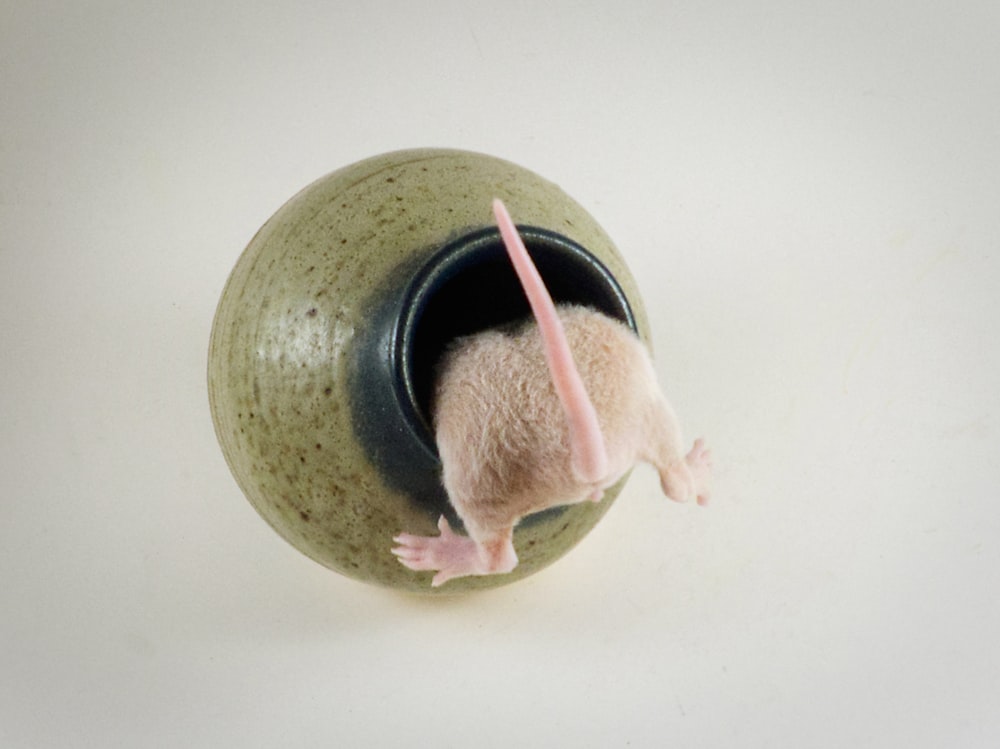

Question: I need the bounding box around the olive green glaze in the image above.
[208,148,649,594]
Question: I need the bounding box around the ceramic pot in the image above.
[208,148,649,593]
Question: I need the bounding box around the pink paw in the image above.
[685,438,712,506]
[391,516,483,587]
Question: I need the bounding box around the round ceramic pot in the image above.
[208,148,649,594]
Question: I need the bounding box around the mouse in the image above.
[391,198,711,587]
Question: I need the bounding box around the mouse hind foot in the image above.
[392,516,518,587]
[686,438,712,505]
[658,438,713,506]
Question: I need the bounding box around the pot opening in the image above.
[395,226,637,458]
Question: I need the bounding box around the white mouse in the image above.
[392,199,710,586]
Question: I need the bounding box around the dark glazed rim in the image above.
[391,225,638,460]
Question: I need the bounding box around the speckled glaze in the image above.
[208,148,649,594]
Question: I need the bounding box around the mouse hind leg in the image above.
[643,397,712,506]
[392,516,517,588]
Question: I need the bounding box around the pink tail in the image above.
[492,198,609,484]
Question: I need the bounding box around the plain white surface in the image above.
[3,2,998,747]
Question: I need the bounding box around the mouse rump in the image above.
[401,226,638,440]
[348,225,636,524]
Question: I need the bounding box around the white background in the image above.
[3,2,998,747]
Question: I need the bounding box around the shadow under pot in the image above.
[207,148,649,594]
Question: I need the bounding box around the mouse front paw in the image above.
[391,515,483,587]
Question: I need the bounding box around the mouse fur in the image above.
[391,200,711,586]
